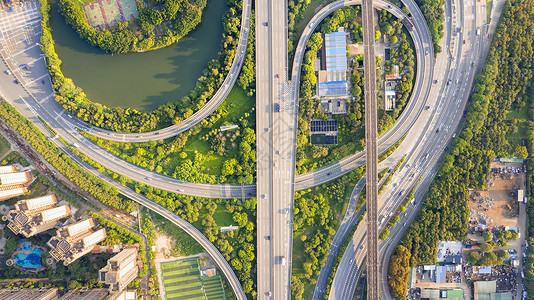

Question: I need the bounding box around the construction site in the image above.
[468,158,525,233]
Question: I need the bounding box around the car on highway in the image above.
[265,235,270,240]
[263,22,268,26]
[274,103,281,112]
[425,50,429,56]
[177,189,184,192]
[273,162,277,167]
[274,74,279,78]
[425,106,430,110]
[433,80,438,84]
[13,79,18,84]
[145,177,152,181]
[261,194,267,199]
[266,292,272,297]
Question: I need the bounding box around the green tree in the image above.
[482,231,493,242]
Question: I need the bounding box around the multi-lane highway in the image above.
[326,0,495,297]
[256,0,295,296]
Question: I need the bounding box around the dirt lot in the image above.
[468,162,525,231]
[154,230,175,260]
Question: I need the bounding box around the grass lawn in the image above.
[294,0,330,40]
[487,0,493,24]
[151,212,204,256]
[0,135,9,157]
[212,207,234,226]
[0,151,29,167]
[163,86,254,177]
[76,0,99,6]
[505,108,528,146]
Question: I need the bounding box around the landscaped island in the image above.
[58,0,209,53]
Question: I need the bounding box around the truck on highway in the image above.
[402,17,414,31]
[281,256,286,265]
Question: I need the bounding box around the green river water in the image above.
[49,0,225,112]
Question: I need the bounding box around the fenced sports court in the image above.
[83,0,138,30]
[160,258,227,300]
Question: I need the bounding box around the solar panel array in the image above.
[318,81,348,97]
[310,120,338,132]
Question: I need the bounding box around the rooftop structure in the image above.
[107,290,137,300]
[384,90,396,111]
[0,171,31,186]
[58,218,95,240]
[99,247,139,293]
[474,280,497,300]
[59,288,109,300]
[318,29,349,98]
[385,65,401,80]
[310,119,338,145]
[0,186,27,201]
[499,157,524,164]
[15,194,57,213]
[0,288,59,300]
[4,196,70,238]
[48,225,106,266]
[324,30,348,71]
[0,165,16,175]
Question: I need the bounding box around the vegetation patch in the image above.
[59,0,208,54]
[83,86,256,184]
[414,0,445,54]
[0,134,9,157]
[291,166,365,299]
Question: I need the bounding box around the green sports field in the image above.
[160,258,226,300]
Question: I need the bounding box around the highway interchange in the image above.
[0,0,499,298]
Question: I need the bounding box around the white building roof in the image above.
[82,228,106,248]
[0,172,29,186]
[0,187,26,199]
[0,166,16,175]
[119,259,136,279]
[40,205,70,222]
[25,195,57,212]
[66,218,94,237]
